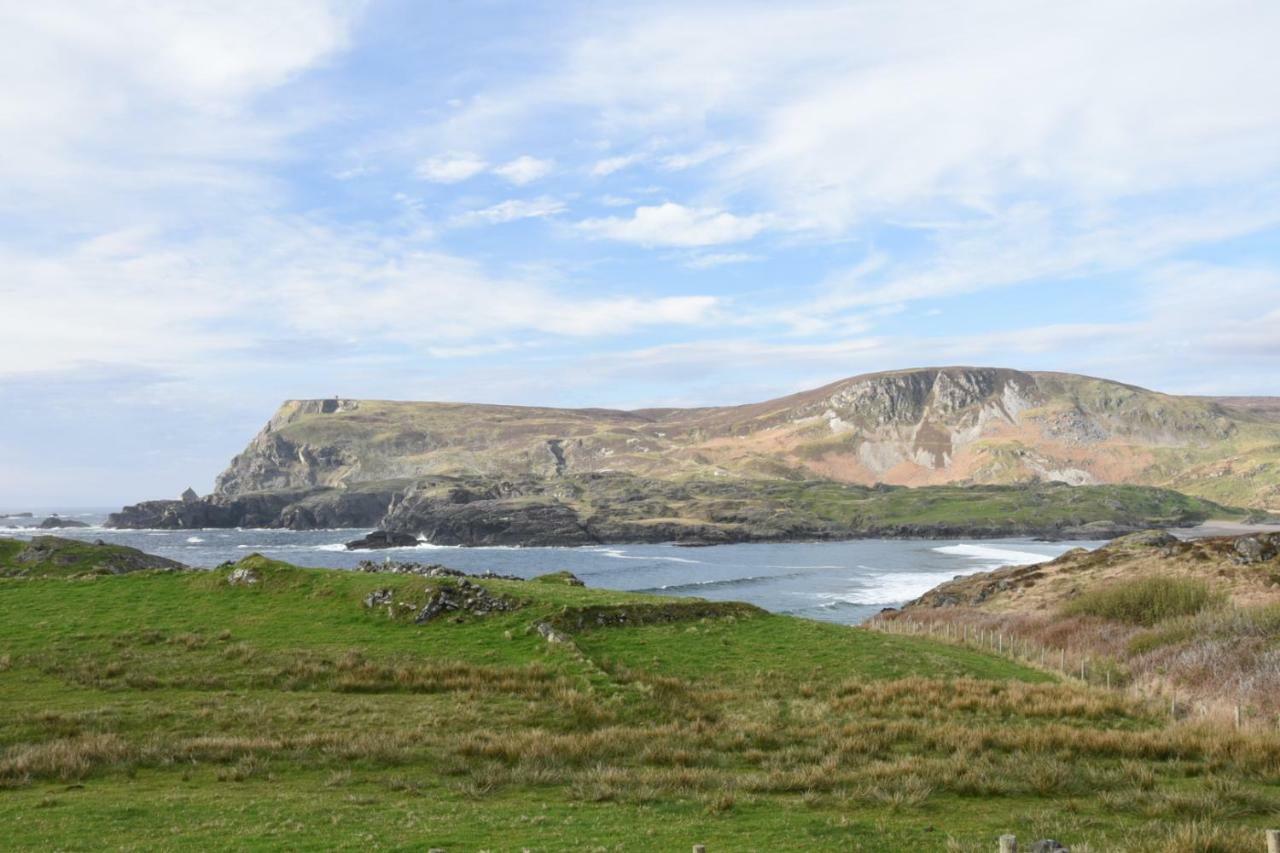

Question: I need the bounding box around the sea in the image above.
[0,508,1102,625]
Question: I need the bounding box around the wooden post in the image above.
[1266,828,1280,853]
[1106,670,1111,690]
[1060,648,1066,671]
[1236,704,1243,730]
[1080,658,1086,681]
[998,633,1003,653]
[999,834,1017,853]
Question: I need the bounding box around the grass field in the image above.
[2,541,1280,850]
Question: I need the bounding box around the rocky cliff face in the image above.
[205,367,1279,509]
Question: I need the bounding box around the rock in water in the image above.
[345,530,419,550]
[38,516,90,529]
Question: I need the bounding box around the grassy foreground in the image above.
[2,540,1280,850]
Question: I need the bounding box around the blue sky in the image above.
[3,1,1279,505]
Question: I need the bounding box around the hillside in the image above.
[2,537,1279,850]
[212,367,1280,508]
[109,367,1271,542]
[882,529,1280,718]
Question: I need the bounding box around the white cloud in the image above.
[451,197,566,226]
[590,154,644,176]
[415,153,489,183]
[422,3,1280,232]
[0,1,361,215]
[493,155,553,185]
[579,203,767,247]
[0,219,726,378]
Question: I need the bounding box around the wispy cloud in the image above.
[451,197,566,227]
[493,155,554,185]
[415,153,489,183]
[579,203,767,247]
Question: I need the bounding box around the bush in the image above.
[1063,576,1219,626]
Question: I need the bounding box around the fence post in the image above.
[1266,829,1280,853]
[999,834,1017,853]
[1236,704,1243,730]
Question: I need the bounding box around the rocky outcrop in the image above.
[413,579,520,624]
[4,536,187,576]
[108,485,396,531]
[1233,533,1280,564]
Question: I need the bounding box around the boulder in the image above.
[1109,529,1178,549]
[345,530,419,550]
[363,588,394,608]
[181,487,199,503]
[534,621,572,644]
[227,567,260,586]
[1030,841,1070,853]
[1233,533,1280,564]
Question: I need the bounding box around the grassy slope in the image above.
[888,532,1280,722]
[2,546,1279,850]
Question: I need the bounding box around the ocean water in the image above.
[0,509,1100,624]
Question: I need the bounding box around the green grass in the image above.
[2,541,1279,850]
[1063,577,1221,626]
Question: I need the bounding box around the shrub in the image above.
[1063,577,1219,626]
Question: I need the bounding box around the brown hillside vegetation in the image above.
[878,531,1280,720]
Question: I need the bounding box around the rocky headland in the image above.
[108,366,1276,545]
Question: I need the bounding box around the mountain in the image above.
[213,367,1280,508]
[107,367,1271,544]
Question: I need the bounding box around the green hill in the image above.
[1,538,1277,850]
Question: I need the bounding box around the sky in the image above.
[2,0,1280,505]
